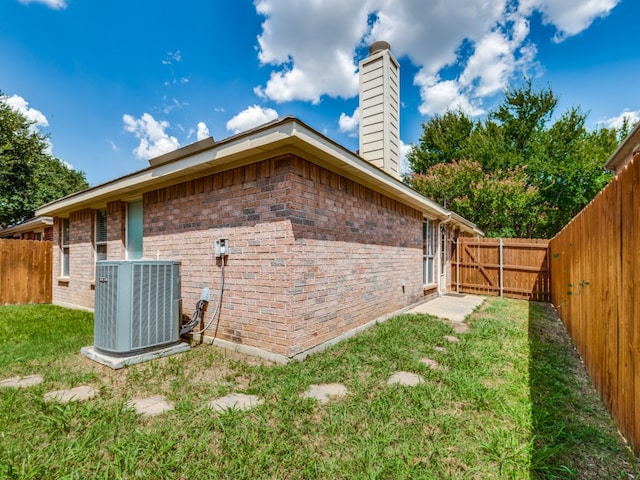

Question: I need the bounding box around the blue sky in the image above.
[1,0,638,186]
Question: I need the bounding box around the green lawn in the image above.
[0,299,636,479]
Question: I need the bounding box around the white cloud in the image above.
[254,0,366,103]
[414,72,484,117]
[196,122,210,140]
[459,30,516,98]
[162,50,182,65]
[122,113,180,160]
[1,94,53,154]
[518,0,620,42]
[2,94,49,132]
[61,159,75,170]
[399,139,412,178]
[602,110,640,130]
[226,105,279,134]
[18,0,66,9]
[254,0,619,116]
[163,97,188,114]
[339,108,359,136]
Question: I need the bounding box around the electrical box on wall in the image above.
[215,238,229,257]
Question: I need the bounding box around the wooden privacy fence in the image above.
[0,239,52,305]
[549,155,640,456]
[452,237,550,301]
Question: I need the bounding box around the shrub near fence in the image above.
[0,239,52,305]
[549,155,640,456]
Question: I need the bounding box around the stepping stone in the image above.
[300,383,348,404]
[0,375,43,389]
[44,385,97,403]
[433,346,447,353]
[452,322,470,334]
[443,335,460,343]
[207,393,264,413]
[387,371,424,386]
[420,358,441,370]
[126,395,174,417]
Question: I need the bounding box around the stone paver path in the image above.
[387,371,424,386]
[207,393,264,413]
[443,335,460,343]
[420,358,444,370]
[0,375,44,389]
[126,395,174,417]
[452,322,470,334]
[433,346,447,353]
[301,383,348,404]
[44,385,98,403]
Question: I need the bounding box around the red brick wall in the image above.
[52,209,95,310]
[143,155,423,357]
[53,154,426,357]
[107,201,127,259]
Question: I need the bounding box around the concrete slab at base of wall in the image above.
[81,343,191,369]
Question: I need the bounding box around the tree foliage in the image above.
[0,94,88,229]
[407,81,622,238]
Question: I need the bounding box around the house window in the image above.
[423,219,436,285]
[95,209,107,262]
[61,218,70,277]
[126,200,143,259]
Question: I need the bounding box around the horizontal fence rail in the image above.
[549,155,640,456]
[453,237,550,302]
[0,239,52,305]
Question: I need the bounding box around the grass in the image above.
[0,298,637,479]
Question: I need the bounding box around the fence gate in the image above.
[453,237,550,302]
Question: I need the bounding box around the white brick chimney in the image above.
[359,41,400,180]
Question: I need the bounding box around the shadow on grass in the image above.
[527,301,638,479]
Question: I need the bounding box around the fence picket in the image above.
[0,239,52,305]
[549,154,640,455]
[453,237,550,301]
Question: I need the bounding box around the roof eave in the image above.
[36,116,473,230]
[604,121,640,171]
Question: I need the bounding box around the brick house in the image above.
[604,120,640,174]
[36,43,481,362]
[0,216,53,240]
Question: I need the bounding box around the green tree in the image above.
[0,94,88,229]
[406,110,474,173]
[407,82,620,238]
[411,159,542,237]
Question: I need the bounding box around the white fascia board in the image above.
[287,121,449,219]
[604,121,640,170]
[36,125,295,217]
[36,117,455,224]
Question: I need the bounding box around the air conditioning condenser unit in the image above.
[93,260,181,356]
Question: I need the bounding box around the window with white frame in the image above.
[61,218,70,277]
[95,209,107,262]
[423,219,437,285]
